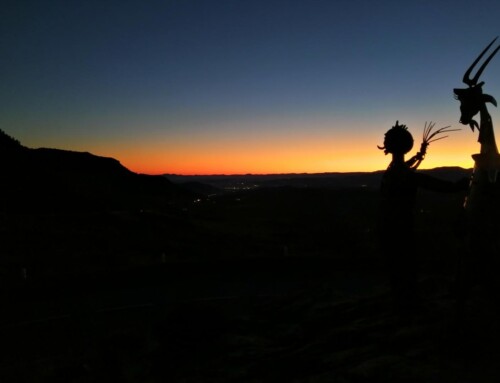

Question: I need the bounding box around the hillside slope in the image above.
[0,130,195,212]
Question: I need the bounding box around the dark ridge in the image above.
[0,131,198,213]
[0,128,23,150]
[29,148,134,176]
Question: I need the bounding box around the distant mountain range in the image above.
[165,167,473,195]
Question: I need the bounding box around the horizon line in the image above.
[160,165,472,178]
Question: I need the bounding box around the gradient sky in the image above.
[2,0,500,175]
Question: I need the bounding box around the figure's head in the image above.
[454,84,496,130]
[455,37,500,131]
[378,121,414,155]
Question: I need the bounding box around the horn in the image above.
[463,37,499,86]
[483,94,498,107]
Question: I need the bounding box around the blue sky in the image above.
[2,0,500,174]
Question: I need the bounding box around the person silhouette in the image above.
[377,121,468,314]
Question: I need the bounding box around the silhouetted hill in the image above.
[0,128,23,151]
[0,131,196,212]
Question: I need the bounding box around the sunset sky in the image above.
[2,0,500,175]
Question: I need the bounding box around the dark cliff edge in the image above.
[0,130,197,213]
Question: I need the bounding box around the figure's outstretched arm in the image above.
[406,142,428,169]
[416,172,470,192]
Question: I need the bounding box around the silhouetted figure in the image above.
[452,37,500,312]
[378,121,468,315]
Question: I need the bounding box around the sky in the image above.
[2,0,500,175]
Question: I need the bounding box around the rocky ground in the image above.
[1,265,499,383]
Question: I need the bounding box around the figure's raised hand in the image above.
[422,121,460,148]
[406,122,461,170]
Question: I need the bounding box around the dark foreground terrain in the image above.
[1,258,500,382]
[2,180,500,382]
[3,131,498,381]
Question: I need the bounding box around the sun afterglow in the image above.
[81,124,479,175]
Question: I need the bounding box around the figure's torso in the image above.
[379,163,418,236]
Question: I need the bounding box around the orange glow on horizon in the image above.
[91,129,479,175]
[32,120,482,176]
